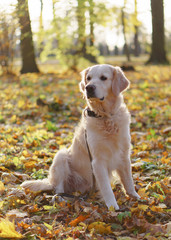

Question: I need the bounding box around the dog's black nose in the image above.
[86,85,96,93]
[86,85,96,98]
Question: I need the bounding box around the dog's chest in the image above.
[86,118,121,150]
[92,117,120,136]
[103,118,119,135]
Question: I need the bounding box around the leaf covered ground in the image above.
[0,65,170,239]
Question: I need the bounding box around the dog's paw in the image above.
[127,191,140,200]
[51,194,66,204]
[107,202,119,211]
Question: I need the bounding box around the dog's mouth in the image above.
[87,94,104,101]
[100,96,104,101]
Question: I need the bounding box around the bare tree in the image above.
[88,0,95,47]
[133,0,140,56]
[76,0,97,63]
[87,0,97,63]
[121,0,131,62]
[17,0,39,73]
[147,0,169,64]
[76,0,86,57]
[0,14,16,74]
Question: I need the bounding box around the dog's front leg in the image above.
[92,159,119,210]
[117,158,140,199]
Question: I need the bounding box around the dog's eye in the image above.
[87,76,91,81]
[100,75,107,81]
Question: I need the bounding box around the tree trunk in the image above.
[0,17,9,72]
[134,0,140,57]
[87,0,97,63]
[121,7,131,62]
[134,26,140,56]
[76,0,97,63]
[17,0,39,73]
[147,0,169,64]
[88,0,95,47]
[76,0,86,57]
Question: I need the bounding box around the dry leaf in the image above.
[150,206,164,213]
[138,204,149,211]
[1,173,19,184]
[88,221,112,235]
[6,209,28,221]
[0,218,23,238]
[69,215,88,227]
[138,188,149,198]
[0,181,5,195]
[162,126,171,134]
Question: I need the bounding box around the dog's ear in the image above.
[112,67,130,97]
[79,67,90,93]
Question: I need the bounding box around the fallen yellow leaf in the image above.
[138,204,149,211]
[22,150,32,157]
[10,115,17,123]
[18,99,25,108]
[150,206,164,213]
[0,201,4,209]
[0,218,23,238]
[138,188,149,199]
[24,160,37,169]
[166,137,171,143]
[0,181,5,195]
[88,222,112,235]
[109,205,115,212]
[160,156,171,165]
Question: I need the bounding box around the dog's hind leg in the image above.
[48,148,71,194]
[21,178,53,192]
[21,149,71,194]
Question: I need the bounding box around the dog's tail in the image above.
[21,178,53,192]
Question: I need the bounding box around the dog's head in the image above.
[80,64,130,102]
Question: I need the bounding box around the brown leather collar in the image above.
[85,107,102,118]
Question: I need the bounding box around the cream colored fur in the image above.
[21,64,140,210]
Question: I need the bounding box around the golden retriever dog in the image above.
[21,64,140,210]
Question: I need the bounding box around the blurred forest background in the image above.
[0,0,170,74]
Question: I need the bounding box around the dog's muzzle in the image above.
[86,84,96,99]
